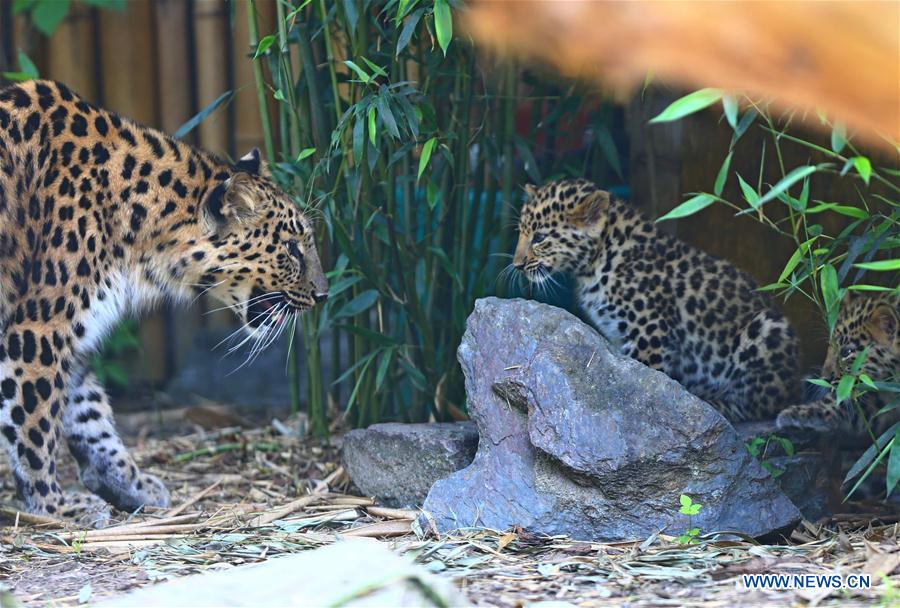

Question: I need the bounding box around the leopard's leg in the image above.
[775,396,846,433]
[719,310,803,422]
[0,323,111,526]
[63,370,170,512]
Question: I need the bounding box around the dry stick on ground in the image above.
[164,478,223,518]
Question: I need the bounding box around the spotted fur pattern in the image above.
[0,80,327,524]
[777,293,899,436]
[513,179,801,422]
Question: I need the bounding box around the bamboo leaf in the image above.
[342,0,359,31]
[756,165,819,207]
[855,259,900,271]
[254,34,276,58]
[376,94,400,139]
[888,429,900,496]
[375,349,393,391]
[820,263,841,332]
[434,0,453,56]
[722,95,738,129]
[175,91,233,139]
[417,137,437,181]
[656,194,715,222]
[397,8,425,55]
[714,151,732,196]
[368,106,377,146]
[334,290,379,320]
[836,374,855,405]
[343,60,371,84]
[296,147,316,161]
[852,156,872,185]
[649,88,723,124]
[831,121,847,153]
[514,136,541,183]
[736,173,760,209]
[844,422,900,483]
[31,0,70,36]
[595,124,623,180]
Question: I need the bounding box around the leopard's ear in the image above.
[569,189,609,225]
[523,184,537,198]
[233,147,271,179]
[200,173,258,236]
[869,301,899,345]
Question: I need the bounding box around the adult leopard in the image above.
[513,178,802,422]
[0,80,327,524]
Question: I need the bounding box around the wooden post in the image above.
[155,0,196,380]
[97,1,167,384]
[44,3,97,99]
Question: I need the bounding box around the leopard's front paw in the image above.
[38,492,113,528]
[82,467,171,512]
[776,406,832,433]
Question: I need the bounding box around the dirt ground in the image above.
[1,410,898,607]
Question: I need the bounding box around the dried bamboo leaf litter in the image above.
[1,417,898,607]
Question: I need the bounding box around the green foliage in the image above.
[13,0,123,37]
[243,0,624,431]
[1,50,39,82]
[677,494,702,544]
[90,321,140,389]
[655,91,899,499]
[746,433,795,478]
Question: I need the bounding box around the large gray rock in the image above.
[422,297,801,541]
[343,422,478,507]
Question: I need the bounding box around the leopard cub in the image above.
[514,178,802,422]
[777,293,899,437]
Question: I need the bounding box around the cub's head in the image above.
[823,293,899,382]
[196,149,328,331]
[513,179,610,282]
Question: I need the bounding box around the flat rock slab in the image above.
[343,422,478,507]
[423,297,801,541]
[98,539,470,607]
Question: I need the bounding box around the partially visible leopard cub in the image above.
[777,293,899,436]
[513,178,802,422]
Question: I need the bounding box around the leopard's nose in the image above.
[313,291,328,303]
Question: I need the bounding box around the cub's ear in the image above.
[523,184,537,198]
[233,147,268,177]
[869,302,899,345]
[200,173,258,235]
[569,189,609,224]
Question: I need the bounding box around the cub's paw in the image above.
[776,406,832,433]
[82,467,171,513]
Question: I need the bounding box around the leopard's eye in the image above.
[285,240,302,260]
[840,346,855,360]
[533,232,547,244]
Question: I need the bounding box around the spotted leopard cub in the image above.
[514,179,801,422]
[0,80,327,525]
[777,293,899,436]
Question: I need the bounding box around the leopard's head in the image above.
[196,149,327,332]
[822,293,899,383]
[513,178,610,283]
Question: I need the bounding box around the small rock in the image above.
[736,421,835,521]
[423,298,801,541]
[343,422,478,507]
